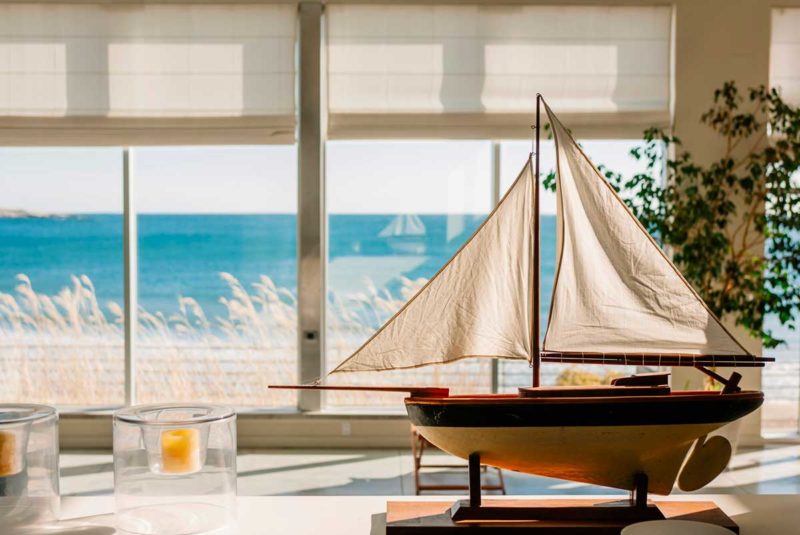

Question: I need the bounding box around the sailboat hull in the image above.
[406,390,763,495]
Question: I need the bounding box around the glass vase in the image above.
[0,404,59,529]
[114,404,237,535]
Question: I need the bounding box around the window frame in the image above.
[1,0,788,445]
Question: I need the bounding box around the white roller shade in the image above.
[327,5,672,139]
[771,8,800,106]
[0,3,296,145]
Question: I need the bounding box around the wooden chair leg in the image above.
[411,425,506,496]
[410,425,422,495]
[496,464,507,495]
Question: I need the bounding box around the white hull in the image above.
[414,422,723,495]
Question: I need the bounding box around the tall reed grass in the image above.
[0,272,298,406]
[0,272,491,407]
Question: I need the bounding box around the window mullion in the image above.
[297,2,325,411]
[123,147,137,406]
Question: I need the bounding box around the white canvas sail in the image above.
[541,102,750,357]
[330,160,536,373]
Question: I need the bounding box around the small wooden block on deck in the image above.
[386,499,738,534]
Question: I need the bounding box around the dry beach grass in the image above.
[0,273,489,407]
[0,273,297,406]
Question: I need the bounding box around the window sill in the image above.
[58,408,412,449]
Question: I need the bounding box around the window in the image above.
[763,317,800,433]
[763,9,800,433]
[324,140,494,407]
[134,145,297,407]
[0,148,124,406]
[322,3,673,406]
[0,2,297,405]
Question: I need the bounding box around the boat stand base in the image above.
[449,498,664,523]
[385,499,739,534]
[385,453,737,533]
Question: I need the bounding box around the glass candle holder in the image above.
[0,404,59,528]
[114,404,237,535]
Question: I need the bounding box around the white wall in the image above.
[670,0,773,443]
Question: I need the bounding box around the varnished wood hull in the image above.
[405,390,763,495]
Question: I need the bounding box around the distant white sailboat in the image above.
[377,214,427,255]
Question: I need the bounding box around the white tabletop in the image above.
[16,495,800,534]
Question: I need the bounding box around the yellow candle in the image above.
[161,428,201,474]
[0,430,21,477]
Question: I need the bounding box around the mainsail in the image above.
[541,101,751,359]
[330,160,536,373]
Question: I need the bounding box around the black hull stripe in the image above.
[406,396,763,428]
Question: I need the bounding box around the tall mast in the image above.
[531,94,542,387]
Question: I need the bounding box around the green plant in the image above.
[547,82,799,348]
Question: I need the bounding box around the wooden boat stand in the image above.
[385,451,740,533]
[448,453,663,524]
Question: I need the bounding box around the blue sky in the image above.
[0,140,646,215]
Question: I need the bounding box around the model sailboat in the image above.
[274,96,772,498]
